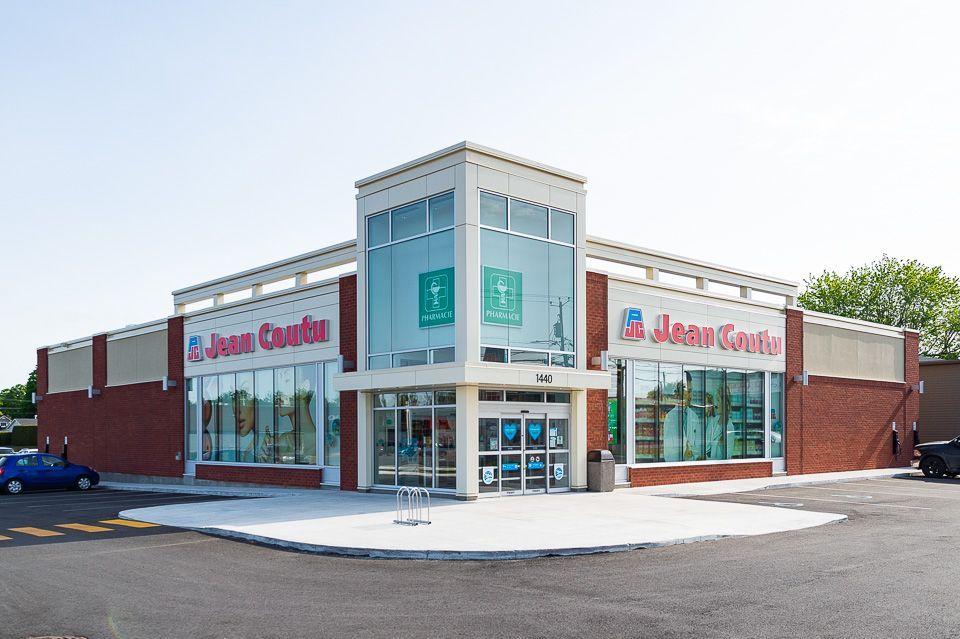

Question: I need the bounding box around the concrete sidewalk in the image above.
[122,489,845,560]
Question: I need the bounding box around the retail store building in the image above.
[35,143,920,498]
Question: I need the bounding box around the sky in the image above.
[2,1,959,389]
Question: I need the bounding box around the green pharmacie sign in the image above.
[482,265,523,327]
[419,267,455,328]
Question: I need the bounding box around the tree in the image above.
[0,367,37,418]
[798,255,960,360]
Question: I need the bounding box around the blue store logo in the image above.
[502,423,518,441]
[527,422,542,441]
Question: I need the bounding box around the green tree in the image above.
[798,255,960,360]
[0,367,37,418]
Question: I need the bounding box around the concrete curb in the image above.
[638,470,919,498]
[100,481,311,499]
[118,512,848,561]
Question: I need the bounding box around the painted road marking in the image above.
[0,535,11,541]
[9,527,65,537]
[56,523,114,533]
[755,501,804,508]
[800,484,960,500]
[831,494,873,500]
[99,519,160,528]
[735,492,933,510]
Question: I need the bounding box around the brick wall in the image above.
[785,309,918,475]
[36,317,185,477]
[630,461,772,487]
[585,271,609,452]
[196,464,322,488]
[338,273,358,491]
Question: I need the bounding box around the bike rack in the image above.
[393,486,432,526]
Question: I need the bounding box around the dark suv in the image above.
[915,437,960,478]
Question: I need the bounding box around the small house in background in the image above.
[0,414,37,433]
[919,358,960,444]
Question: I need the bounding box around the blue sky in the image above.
[2,1,959,388]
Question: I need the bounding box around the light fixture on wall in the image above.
[590,350,609,369]
[87,386,101,399]
[162,376,177,391]
[792,370,809,386]
[911,381,924,393]
[31,392,43,402]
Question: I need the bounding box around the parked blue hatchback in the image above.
[0,453,100,495]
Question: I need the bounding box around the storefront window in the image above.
[323,362,340,466]
[726,371,746,459]
[746,372,765,458]
[255,369,275,463]
[366,193,455,370]
[235,372,255,463]
[218,374,236,462]
[372,389,457,489]
[479,191,576,368]
[295,365,318,465]
[704,368,727,461]
[186,378,198,461]
[633,361,657,463]
[771,373,784,458]
[659,363,684,462]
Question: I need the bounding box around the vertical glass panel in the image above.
[367,246,392,355]
[235,371,256,463]
[479,191,507,229]
[398,409,432,488]
[608,360,625,463]
[218,374,237,462]
[500,417,522,451]
[295,365,318,464]
[374,410,396,485]
[479,417,500,452]
[634,361,660,463]
[275,367,296,464]
[368,355,391,370]
[525,451,547,491]
[550,209,575,244]
[201,376,218,461]
[726,371,746,459]
[746,371,765,458]
[659,363,684,462]
[704,369,727,461]
[391,200,427,241]
[506,233,550,351]
[479,229,509,350]
[500,454,522,493]
[435,407,456,489]
[683,366,706,461]
[324,362,340,467]
[479,455,499,493]
[431,347,455,364]
[525,416,546,449]
[429,192,454,230]
[391,236,429,353]
[186,378,197,461]
[510,200,548,238]
[551,353,574,368]
[426,230,455,348]
[255,369,276,464]
[549,451,570,490]
[367,212,390,247]
[549,418,568,450]
[548,242,575,358]
[771,373,784,458]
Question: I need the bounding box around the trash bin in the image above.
[587,449,615,492]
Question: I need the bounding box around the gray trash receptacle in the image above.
[587,449,615,492]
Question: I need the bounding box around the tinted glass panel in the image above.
[705,368,727,461]
[429,192,454,230]
[375,410,396,485]
[394,350,428,368]
[434,389,456,405]
[218,374,237,462]
[367,212,390,247]
[634,361,659,462]
[479,389,504,401]
[771,373,784,458]
[201,376,218,461]
[391,200,427,240]
[510,200,548,238]
[431,347,455,364]
[479,192,507,228]
[235,371,255,463]
[746,371,765,458]
[510,350,549,365]
[726,371,746,459]
[481,347,507,363]
[659,363,684,462]
[255,369,276,463]
[295,365,318,464]
[435,407,456,489]
[186,378,198,461]
[550,209,575,243]
[324,362,341,466]
[683,366,706,461]
[275,367,296,464]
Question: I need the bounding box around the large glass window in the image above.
[367,193,455,370]
[613,360,783,465]
[479,192,576,367]
[188,361,338,469]
[372,389,456,489]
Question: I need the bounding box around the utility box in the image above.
[587,449,615,492]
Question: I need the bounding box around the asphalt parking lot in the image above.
[2,478,960,639]
[0,487,237,547]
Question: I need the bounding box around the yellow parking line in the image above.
[99,519,160,528]
[9,526,65,537]
[56,523,114,533]
[0,535,11,541]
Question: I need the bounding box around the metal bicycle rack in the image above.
[393,486,432,526]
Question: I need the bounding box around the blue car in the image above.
[0,453,100,495]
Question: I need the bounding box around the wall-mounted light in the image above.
[87,386,101,399]
[32,392,43,403]
[590,350,610,369]
[911,381,924,393]
[792,370,809,386]
[162,376,178,391]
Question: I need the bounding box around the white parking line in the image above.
[811,483,960,499]
[734,492,932,510]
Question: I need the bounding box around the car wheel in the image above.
[920,456,947,478]
[4,479,24,495]
[75,475,92,491]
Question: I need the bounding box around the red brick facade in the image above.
[196,463,322,488]
[629,461,772,487]
[586,271,609,452]
[338,273,359,491]
[37,317,185,477]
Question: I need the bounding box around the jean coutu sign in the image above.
[186,315,330,361]
[620,307,783,355]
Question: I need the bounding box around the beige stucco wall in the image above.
[803,322,904,382]
[48,346,93,393]
[107,330,168,386]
